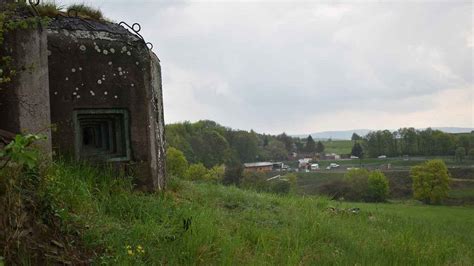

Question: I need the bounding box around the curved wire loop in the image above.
[28,0,40,16]
[146,42,154,50]
[119,21,153,50]
[67,9,78,18]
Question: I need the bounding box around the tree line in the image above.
[165,120,325,166]
[166,121,474,167]
[355,128,474,158]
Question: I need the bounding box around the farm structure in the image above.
[244,162,274,173]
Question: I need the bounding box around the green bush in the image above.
[223,160,243,185]
[285,173,298,194]
[269,180,291,194]
[166,147,188,178]
[344,169,370,201]
[367,170,389,202]
[241,171,268,191]
[324,169,390,202]
[204,165,225,182]
[411,159,450,204]
[317,178,350,200]
[185,163,208,181]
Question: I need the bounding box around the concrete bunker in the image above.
[0,4,166,191]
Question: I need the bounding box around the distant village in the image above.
[243,152,360,173]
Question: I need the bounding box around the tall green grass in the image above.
[43,161,474,264]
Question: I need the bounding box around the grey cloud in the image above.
[57,0,473,133]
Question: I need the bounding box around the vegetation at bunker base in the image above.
[2,159,474,264]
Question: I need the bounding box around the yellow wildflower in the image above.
[137,245,145,254]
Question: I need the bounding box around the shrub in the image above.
[185,163,208,181]
[367,170,389,202]
[240,171,268,191]
[166,147,188,178]
[317,179,350,200]
[321,169,390,202]
[411,160,450,204]
[204,165,225,182]
[285,173,298,194]
[269,180,291,194]
[223,160,243,185]
[344,168,370,201]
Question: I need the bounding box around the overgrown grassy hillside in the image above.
[5,162,473,264]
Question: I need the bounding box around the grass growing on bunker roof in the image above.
[67,4,104,21]
[36,1,63,17]
[35,1,108,22]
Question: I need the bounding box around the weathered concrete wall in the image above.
[0,25,52,155]
[148,52,166,190]
[47,17,166,191]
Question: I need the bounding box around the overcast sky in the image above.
[58,0,473,135]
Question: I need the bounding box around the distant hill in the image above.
[294,127,473,140]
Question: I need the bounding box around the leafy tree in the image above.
[343,169,390,202]
[469,148,474,160]
[351,132,361,142]
[165,123,195,162]
[344,169,370,201]
[223,158,243,185]
[455,147,466,162]
[351,142,364,167]
[304,135,316,153]
[204,165,225,182]
[165,147,188,178]
[315,141,325,154]
[228,130,259,163]
[399,127,418,155]
[265,139,288,160]
[276,133,294,152]
[351,142,363,158]
[433,131,456,155]
[185,163,208,181]
[262,135,269,147]
[294,138,305,153]
[410,160,450,204]
[367,171,389,202]
[457,135,471,152]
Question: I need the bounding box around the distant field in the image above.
[321,140,353,154]
[309,156,474,170]
[295,167,474,205]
